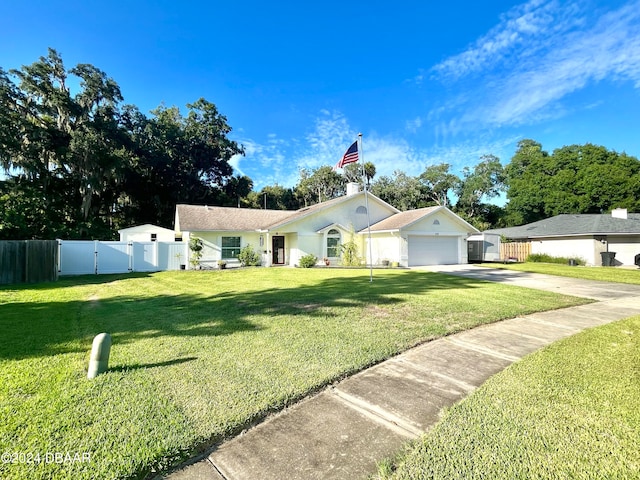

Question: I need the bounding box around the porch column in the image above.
[265,232,271,267]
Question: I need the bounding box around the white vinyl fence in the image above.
[58,240,189,275]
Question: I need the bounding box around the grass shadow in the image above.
[0,270,488,361]
[108,356,198,373]
[0,272,155,292]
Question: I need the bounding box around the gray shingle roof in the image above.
[176,192,402,233]
[366,206,440,231]
[176,194,478,235]
[487,213,640,239]
[176,205,295,231]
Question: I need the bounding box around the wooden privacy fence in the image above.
[500,241,531,262]
[0,240,59,285]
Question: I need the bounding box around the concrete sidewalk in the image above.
[163,267,640,480]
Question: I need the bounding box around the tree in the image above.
[224,175,254,208]
[504,140,640,225]
[363,162,376,187]
[419,163,459,207]
[247,184,298,210]
[342,161,376,188]
[294,166,344,206]
[503,139,552,225]
[0,49,243,238]
[370,170,427,211]
[122,100,242,227]
[1,48,128,238]
[455,155,505,220]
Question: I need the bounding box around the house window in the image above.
[433,220,440,225]
[222,236,241,259]
[356,206,367,214]
[327,229,341,258]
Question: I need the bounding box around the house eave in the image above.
[524,231,640,239]
[359,228,400,234]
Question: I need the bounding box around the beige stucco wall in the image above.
[270,194,396,266]
[402,210,470,235]
[607,236,640,266]
[180,200,481,268]
[294,234,321,266]
[294,228,367,267]
[531,236,640,266]
[368,234,401,265]
[531,236,604,266]
[184,231,263,267]
[277,194,395,235]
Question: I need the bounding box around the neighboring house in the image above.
[486,208,640,266]
[119,224,177,243]
[174,184,479,268]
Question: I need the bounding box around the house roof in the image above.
[366,206,441,232]
[176,194,478,235]
[486,213,640,239]
[176,204,294,232]
[118,223,174,234]
[263,191,399,230]
[364,206,479,233]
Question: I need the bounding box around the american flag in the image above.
[336,141,359,169]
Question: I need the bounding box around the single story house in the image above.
[119,224,177,243]
[174,184,479,268]
[486,208,640,266]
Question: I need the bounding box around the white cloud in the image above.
[426,0,640,130]
[234,109,521,191]
[405,116,422,133]
[487,0,640,126]
[431,0,566,81]
[232,137,291,187]
[235,111,427,187]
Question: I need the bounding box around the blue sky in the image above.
[3,0,640,190]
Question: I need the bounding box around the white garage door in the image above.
[408,236,459,266]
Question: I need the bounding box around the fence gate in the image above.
[132,242,157,272]
[58,240,188,275]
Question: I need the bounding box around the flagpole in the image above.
[359,133,373,282]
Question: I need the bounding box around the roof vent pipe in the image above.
[346,183,360,196]
[611,208,628,219]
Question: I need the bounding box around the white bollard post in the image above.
[87,333,111,379]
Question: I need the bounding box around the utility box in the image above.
[467,233,501,263]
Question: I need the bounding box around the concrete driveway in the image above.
[415,264,640,301]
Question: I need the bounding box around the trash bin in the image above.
[635,253,640,267]
[600,251,616,267]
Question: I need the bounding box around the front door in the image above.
[272,236,285,265]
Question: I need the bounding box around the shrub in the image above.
[340,239,362,267]
[189,237,204,267]
[298,253,317,268]
[237,245,262,267]
[527,253,584,265]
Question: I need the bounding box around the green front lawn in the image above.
[481,262,640,284]
[0,268,586,479]
[376,315,640,480]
